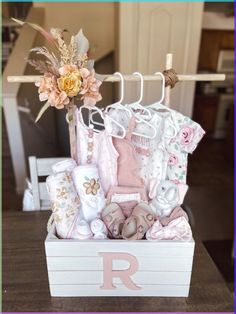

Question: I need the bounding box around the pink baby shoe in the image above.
[101,203,125,239]
[122,202,155,240]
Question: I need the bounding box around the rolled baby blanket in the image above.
[52,158,77,173]
[46,171,81,239]
[72,165,106,222]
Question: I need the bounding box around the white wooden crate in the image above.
[45,226,194,297]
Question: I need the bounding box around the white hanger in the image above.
[79,104,126,139]
[105,72,132,119]
[147,72,178,139]
[89,72,129,138]
[147,72,165,109]
[89,71,126,126]
[127,72,152,120]
[78,105,104,133]
[127,72,157,139]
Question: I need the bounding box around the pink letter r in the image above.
[99,252,141,290]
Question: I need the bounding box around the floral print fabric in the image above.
[163,109,205,184]
[72,165,106,222]
[46,171,81,239]
[76,109,119,195]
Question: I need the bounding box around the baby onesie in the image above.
[130,113,170,197]
[108,108,170,197]
[149,104,205,184]
[112,116,144,187]
[76,109,119,195]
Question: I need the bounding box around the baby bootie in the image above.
[46,171,81,239]
[122,202,155,240]
[101,203,125,239]
[106,186,148,218]
[72,165,106,222]
[90,218,108,239]
[52,158,77,173]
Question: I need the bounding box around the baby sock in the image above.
[90,218,108,239]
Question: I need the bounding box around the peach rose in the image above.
[57,69,82,97]
[80,68,102,108]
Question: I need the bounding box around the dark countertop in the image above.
[3,210,234,312]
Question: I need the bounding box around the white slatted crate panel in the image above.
[45,226,195,297]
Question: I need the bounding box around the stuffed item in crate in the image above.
[46,171,81,239]
[146,206,192,241]
[72,165,105,222]
[52,158,77,173]
[146,180,192,240]
[149,180,188,218]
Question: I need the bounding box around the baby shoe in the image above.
[76,220,93,240]
[101,203,125,239]
[90,218,108,239]
[52,158,77,173]
[122,202,155,240]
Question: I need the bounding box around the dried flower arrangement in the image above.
[13,19,102,122]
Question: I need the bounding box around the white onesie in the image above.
[148,104,205,184]
[76,109,119,195]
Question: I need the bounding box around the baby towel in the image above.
[72,165,106,222]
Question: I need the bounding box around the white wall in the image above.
[32,2,116,155]
[33,2,115,61]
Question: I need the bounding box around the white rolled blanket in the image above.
[52,158,77,173]
[46,171,81,239]
[72,165,106,222]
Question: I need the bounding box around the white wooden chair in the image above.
[28,156,67,210]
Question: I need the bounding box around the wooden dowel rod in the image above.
[7,73,226,83]
[165,53,173,107]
